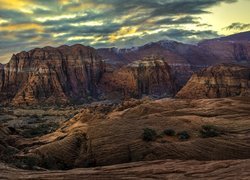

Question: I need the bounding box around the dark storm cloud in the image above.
[0,10,31,23]
[154,16,200,25]
[0,0,241,63]
[224,22,250,31]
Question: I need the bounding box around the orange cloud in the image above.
[109,27,140,42]
[0,0,30,10]
[0,23,44,32]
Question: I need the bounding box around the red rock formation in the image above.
[1,32,250,105]
[0,45,105,105]
[98,32,250,88]
[176,64,250,99]
[100,56,176,99]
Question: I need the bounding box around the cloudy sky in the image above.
[0,0,250,63]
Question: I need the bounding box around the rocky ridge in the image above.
[176,64,250,98]
[0,45,105,105]
[100,56,176,99]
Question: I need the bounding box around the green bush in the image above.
[200,125,221,138]
[142,128,157,141]
[163,129,175,136]
[177,131,190,140]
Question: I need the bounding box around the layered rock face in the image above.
[98,32,250,89]
[1,31,250,105]
[0,45,105,105]
[176,64,250,99]
[0,46,177,105]
[100,57,176,99]
[98,41,207,89]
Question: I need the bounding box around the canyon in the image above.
[0,31,250,105]
[0,31,250,179]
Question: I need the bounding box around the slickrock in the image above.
[1,159,250,180]
[18,97,250,169]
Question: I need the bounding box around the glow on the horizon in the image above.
[0,0,250,63]
[201,0,250,35]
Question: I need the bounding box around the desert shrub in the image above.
[200,125,221,138]
[177,131,190,140]
[142,128,157,141]
[163,129,175,136]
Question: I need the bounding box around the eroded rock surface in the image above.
[14,97,250,169]
[0,45,105,105]
[100,57,177,99]
[176,64,250,98]
[1,159,250,180]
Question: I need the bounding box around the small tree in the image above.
[142,128,157,141]
[177,131,190,140]
[200,125,221,138]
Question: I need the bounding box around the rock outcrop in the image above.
[98,31,250,89]
[17,97,250,169]
[100,56,176,99]
[1,32,250,105]
[176,64,250,99]
[0,51,177,105]
[0,45,105,105]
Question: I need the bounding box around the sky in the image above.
[0,0,250,63]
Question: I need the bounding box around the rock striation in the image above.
[1,159,250,180]
[100,56,177,99]
[16,97,250,169]
[0,45,105,105]
[1,31,250,105]
[176,64,250,99]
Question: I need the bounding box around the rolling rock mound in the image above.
[18,97,250,169]
[100,56,177,99]
[0,44,105,105]
[176,64,250,99]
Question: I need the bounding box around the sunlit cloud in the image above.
[0,23,43,32]
[35,14,78,22]
[0,0,249,63]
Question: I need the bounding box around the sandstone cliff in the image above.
[0,45,105,105]
[176,64,250,99]
[100,56,176,99]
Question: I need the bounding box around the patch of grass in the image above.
[177,131,190,140]
[142,128,157,141]
[200,125,221,138]
[163,129,176,136]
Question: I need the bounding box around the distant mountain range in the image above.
[0,31,250,105]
